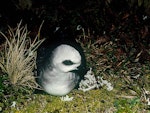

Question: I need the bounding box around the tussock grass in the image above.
[0,21,44,88]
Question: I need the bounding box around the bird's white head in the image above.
[51,44,81,72]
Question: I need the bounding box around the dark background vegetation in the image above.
[0,0,150,64]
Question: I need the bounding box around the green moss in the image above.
[3,80,149,113]
[7,88,147,113]
[114,98,141,113]
[6,89,116,113]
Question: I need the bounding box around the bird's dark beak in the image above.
[69,67,79,73]
[70,65,87,74]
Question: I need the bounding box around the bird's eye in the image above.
[62,60,74,65]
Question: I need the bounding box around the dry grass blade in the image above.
[0,21,45,89]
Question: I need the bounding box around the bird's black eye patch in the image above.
[62,60,74,65]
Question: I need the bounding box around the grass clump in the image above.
[0,21,44,88]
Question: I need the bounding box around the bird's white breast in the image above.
[40,68,78,96]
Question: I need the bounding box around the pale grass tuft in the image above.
[0,21,45,88]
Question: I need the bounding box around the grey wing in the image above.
[36,46,53,87]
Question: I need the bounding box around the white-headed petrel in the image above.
[36,27,86,96]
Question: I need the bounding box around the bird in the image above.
[36,27,86,96]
